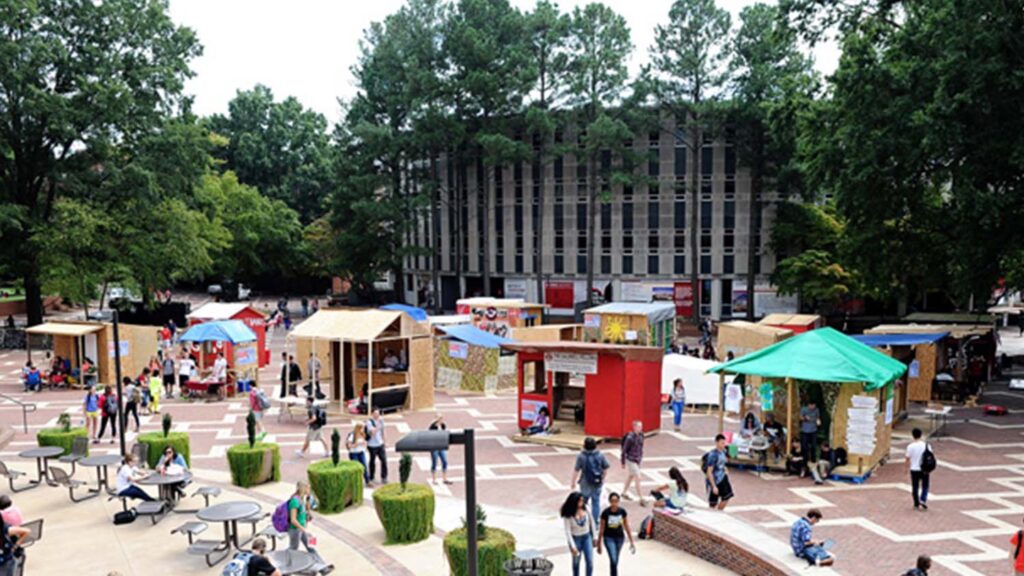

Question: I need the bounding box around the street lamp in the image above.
[396,428,477,576]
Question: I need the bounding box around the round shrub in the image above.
[226,442,281,488]
[37,427,88,456]
[443,526,515,576]
[137,431,191,469]
[307,460,364,514]
[373,482,435,543]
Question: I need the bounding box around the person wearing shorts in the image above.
[706,434,734,510]
[295,397,327,458]
[83,386,100,443]
[790,509,834,566]
[620,420,646,506]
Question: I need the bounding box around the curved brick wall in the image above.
[653,512,794,576]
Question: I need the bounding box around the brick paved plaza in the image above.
[0,311,1022,575]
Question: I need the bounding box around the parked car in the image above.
[208,280,251,302]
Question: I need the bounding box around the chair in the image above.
[187,539,229,567]
[191,486,221,508]
[20,519,42,548]
[136,500,166,525]
[0,461,30,493]
[58,437,89,474]
[131,443,149,469]
[48,466,95,503]
[170,521,208,544]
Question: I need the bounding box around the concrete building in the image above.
[402,116,797,320]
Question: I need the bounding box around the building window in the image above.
[601,204,611,230]
[623,235,633,251]
[514,206,523,233]
[515,255,523,273]
[648,202,660,230]
[701,232,712,249]
[723,233,734,250]
[602,235,612,251]
[514,161,523,182]
[623,202,633,230]
[601,149,612,173]
[601,255,611,274]
[724,200,735,229]
[702,146,713,176]
[648,255,659,275]
[577,254,587,273]
[674,201,685,229]
[577,162,587,181]
[555,233,564,251]
[554,204,564,231]
[725,146,736,176]
[555,255,564,273]
[576,202,587,228]
[674,146,686,178]
[649,156,659,178]
[725,180,735,194]
[674,255,685,274]
[515,185,523,204]
[724,254,734,274]
[495,206,504,232]
[721,279,733,317]
[578,232,588,251]
[674,234,686,250]
[623,183,633,198]
[701,278,713,317]
[701,201,713,229]
[622,255,633,274]
[700,255,711,274]
[554,157,564,180]
[648,234,659,250]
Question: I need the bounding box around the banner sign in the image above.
[544,352,598,375]
[448,341,469,359]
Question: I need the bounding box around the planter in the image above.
[444,527,515,576]
[307,460,364,513]
[373,482,435,543]
[137,432,191,469]
[37,427,88,456]
[226,443,281,488]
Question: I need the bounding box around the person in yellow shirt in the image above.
[148,368,163,414]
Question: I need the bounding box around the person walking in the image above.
[307,353,322,398]
[903,555,931,576]
[178,352,195,397]
[620,421,646,506]
[148,368,163,414]
[905,427,931,510]
[97,385,118,444]
[429,414,453,485]
[295,397,327,458]
[287,355,302,397]
[122,377,141,433]
[365,408,388,485]
[670,378,686,431]
[83,385,100,443]
[162,353,176,399]
[799,400,821,462]
[286,481,334,575]
[249,382,268,438]
[705,434,734,510]
[1010,517,1024,576]
[789,509,834,567]
[279,352,289,399]
[596,492,634,576]
[572,437,609,518]
[346,421,370,485]
[561,492,597,576]
[301,297,309,318]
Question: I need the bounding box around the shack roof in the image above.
[584,302,676,324]
[25,322,105,337]
[500,341,664,362]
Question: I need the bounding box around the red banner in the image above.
[545,281,575,309]
[673,281,693,318]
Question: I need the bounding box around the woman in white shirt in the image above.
[115,454,154,502]
[560,491,596,576]
[346,422,370,485]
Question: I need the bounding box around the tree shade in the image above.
[708,327,906,390]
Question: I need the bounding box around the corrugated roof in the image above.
[584,302,676,323]
[501,341,664,362]
[187,303,253,320]
[903,312,994,325]
[25,322,105,337]
[290,309,411,341]
[866,324,991,339]
[852,333,949,347]
[438,325,514,349]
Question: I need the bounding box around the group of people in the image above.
[114,446,189,503]
[20,353,89,391]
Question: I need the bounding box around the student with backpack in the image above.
[295,397,327,458]
[83,385,100,444]
[704,434,734,510]
[903,555,931,576]
[97,385,118,444]
[123,377,141,433]
[905,427,935,510]
[572,437,610,518]
[280,482,333,575]
[1010,517,1024,576]
[346,422,370,485]
[249,382,270,439]
[560,491,597,576]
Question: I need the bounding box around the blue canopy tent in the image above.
[380,304,428,322]
[179,320,259,390]
[851,333,949,347]
[437,324,515,349]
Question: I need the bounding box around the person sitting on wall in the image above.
[526,406,551,435]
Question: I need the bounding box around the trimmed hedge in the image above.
[227,443,281,488]
[373,482,435,543]
[308,460,363,514]
[443,527,515,576]
[137,432,191,469]
[37,427,88,456]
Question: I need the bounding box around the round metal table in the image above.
[19,446,65,485]
[80,454,123,494]
[267,549,316,575]
[138,471,193,508]
[197,501,262,550]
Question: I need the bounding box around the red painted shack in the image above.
[503,341,663,440]
[187,303,269,367]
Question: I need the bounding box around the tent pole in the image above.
[717,373,725,435]
[785,378,794,458]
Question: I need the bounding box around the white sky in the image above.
[169,0,838,125]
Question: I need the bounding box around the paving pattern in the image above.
[1,311,1023,575]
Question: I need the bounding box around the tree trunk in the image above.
[746,126,763,321]
[24,266,43,326]
[482,164,492,297]
[534,146,545,307]
[430,152,442,314]
[689,112,702,323]
[585,154,597,307]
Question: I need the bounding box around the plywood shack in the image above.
[853,332,948,403]
[582,302,676,351]
[456,298,546,337]
[434,325,517,393]
[511,324,583,343]
[758,314,822,335]
[26,321,159,387]
[717,321,793,359]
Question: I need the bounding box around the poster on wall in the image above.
[621,282,649,302]
[545,281,575,309]
[673,281,694,318]
[846,395,878,455]
[909,360,920,378]
[544,352,598,374]
[107,340,130,358]
[651,286,674,302]
[449,341,469,359]
[235,346,257,366]
[584,314,601,328]
[731,289,749,316]
[753,283,799,316]
[504,278,528,300]
[520,399,548,424]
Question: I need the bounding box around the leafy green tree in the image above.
[563,2,632,306]
[770,202,854,311]
[209,85,334,223]
[36,200,116,319]
[730,3,817,319]
[650,0,731,321]
[0,0,201,325]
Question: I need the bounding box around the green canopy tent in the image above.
[709,328,907,475]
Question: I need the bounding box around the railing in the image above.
[0,328,27,350]
[0,393,37,434]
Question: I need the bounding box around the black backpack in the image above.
[834,447,849,467]
[700,451,712,474]
[583,452,604,485]
[920,444,937,473]
[113,509,137,525]
[315,408,327,429]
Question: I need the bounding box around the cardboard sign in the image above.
[448,341,469,360]
[544,352,598,375]
[235,346,257,366]
[521,399,548,423]
[107,340,130,358]
[584,314,601,328]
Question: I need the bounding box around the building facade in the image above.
[403,115,796,320]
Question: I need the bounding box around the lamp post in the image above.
[112,309,126,457]
[396,428,477,576]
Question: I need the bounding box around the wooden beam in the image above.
[717,373,725,434]
[785,378,794,458]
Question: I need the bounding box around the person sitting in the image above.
[651,466,689,513]
[790,509,834,566]
[115,454,154,502]
[382,349,400,369]
[21,362,40,393]
[739,412,761,440]
[903,555,931,576]
[247,537,282,576]
[762,413,785,459]
[786,441,807,478]
[155,446,188,475]
[0,509,30,574]
[526,407,550,435]
[810,441,836,485]
[82,357,97,387]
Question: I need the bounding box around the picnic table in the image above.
[138,471,193,510]
[267,549,316,575]
[79,453,122,494]
[18,447,64,486]
[198,501,261,551]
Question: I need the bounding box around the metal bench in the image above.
[49,466,96,502]
[108,493,130,512]
[256,524,288,550]
[57,437,89,475]
[237,510,270,546]
[187,539,230,567]
[136,500,166,525]
[171,521,208,544]
[0,461,30,493]
[192,486,221,507]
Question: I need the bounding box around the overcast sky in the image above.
[168,0,838,125]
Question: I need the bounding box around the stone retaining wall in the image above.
[652,512,794,576]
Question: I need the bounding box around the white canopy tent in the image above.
[661,354,732,406]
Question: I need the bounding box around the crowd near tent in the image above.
[179,320,260,390]
[289,309,434,412]
[582,302,676,351]
[456,297,545,337]
[434,324,517,393]
[26,321,159,388]
[710,327,907,480]
[187,303,269,367]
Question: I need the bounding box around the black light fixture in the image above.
[396,428,477,576]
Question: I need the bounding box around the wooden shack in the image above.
[758,314,822,334]
[582,302,676,351]
[853,332,949,404]
[510,324,583,343]
[456,298,546,337]
[433,324,517,393]
[25,321,158,387]
[717,321,793,359]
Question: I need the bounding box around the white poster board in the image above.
[846,395,879,456]
[448,341,469,360]
[544,352,598,375]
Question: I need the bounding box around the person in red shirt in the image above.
[1011,517,1024,576]
[97,385,118,444]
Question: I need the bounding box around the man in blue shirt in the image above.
[790,509,834,566]
[800,401,821,462]
[705,434,734,510]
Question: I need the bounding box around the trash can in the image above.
[504,555,553,576]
